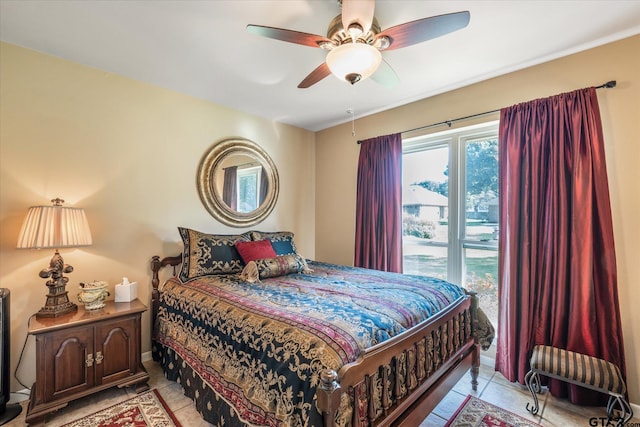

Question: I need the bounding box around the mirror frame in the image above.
[197,138,279,227]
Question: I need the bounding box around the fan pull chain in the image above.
[347,108,356,136]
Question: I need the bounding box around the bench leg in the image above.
[524,370,541,415]
[607,395,616,418]
[607,395,634,427]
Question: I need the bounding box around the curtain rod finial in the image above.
[597,80,616,89]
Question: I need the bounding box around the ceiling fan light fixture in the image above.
[326,42,382,84]
[248,3,470,88]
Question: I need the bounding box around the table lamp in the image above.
[17,198,92,318]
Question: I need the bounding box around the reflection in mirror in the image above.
[197,138,279,227]
[216,154,267,213]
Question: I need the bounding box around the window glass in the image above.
[403,144,449,276]
[464,137,499,243]
[403,122,499,332]
[237,166,261,212]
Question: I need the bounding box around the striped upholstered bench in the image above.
[525,345,632,426]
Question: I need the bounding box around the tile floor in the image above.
[5,354,638,426]
[421,354,639,427]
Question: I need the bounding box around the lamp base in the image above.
[36,250,78,319]
[36,294,77,318]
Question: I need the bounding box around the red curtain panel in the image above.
[495,87,626,405]
[354,133,403,273]
[222,166,238,210]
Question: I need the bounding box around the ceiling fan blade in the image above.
[341,0,375,35]
[375,11,470,51]
[247,24,332,48]
[298,63,332,88]
[371,59,400,88]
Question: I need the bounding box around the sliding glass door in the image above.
[402,122,499,327]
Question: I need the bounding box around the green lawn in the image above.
[404,254,447,278]
[404,254,497,282]
[404,253,499,325]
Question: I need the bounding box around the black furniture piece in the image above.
[0,288,23,425]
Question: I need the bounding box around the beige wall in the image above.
[316,35,640,404]
[0,42,316,392]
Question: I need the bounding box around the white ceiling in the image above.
[1,1,639,132]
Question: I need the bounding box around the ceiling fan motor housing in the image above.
[326,14,381,46]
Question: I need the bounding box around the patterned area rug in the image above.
[61,389,182,427]
[446,395,538,427]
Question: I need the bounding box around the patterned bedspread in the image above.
[155,261,466,426]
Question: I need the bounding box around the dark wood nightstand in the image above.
[25,299,150,426]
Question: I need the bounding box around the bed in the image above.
[150,228,480,426]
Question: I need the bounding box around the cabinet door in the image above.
[40,327,94,402]
[94,316,139,384]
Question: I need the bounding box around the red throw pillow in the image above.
[235,239,277,264]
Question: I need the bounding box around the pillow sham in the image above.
[178,227,250,281]
[235,239,277,264]
[239,253,312,281]
[249,231,297,256]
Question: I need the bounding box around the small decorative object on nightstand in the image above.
[115,277,138,302]
[77,281,110,310]
[25,299,149,426]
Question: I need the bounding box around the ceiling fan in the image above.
[247,0,470,88]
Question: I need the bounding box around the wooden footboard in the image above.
[150,255,480,427]
[317,292,479,427]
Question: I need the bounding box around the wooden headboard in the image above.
[150,254,182,336]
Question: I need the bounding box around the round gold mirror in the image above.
[197,138,279,227]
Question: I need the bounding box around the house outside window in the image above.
[402,121,499,327]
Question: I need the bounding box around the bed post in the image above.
[467,290,481,391]
[316,369,341,427]
[150,256,161,338]
[150,255,183,340]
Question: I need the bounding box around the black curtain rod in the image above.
[357,80,616,144]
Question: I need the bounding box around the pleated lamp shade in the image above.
[17,203,92,249]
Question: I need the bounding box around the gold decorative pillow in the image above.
[178,227,250,281]
[239,253,312,280]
